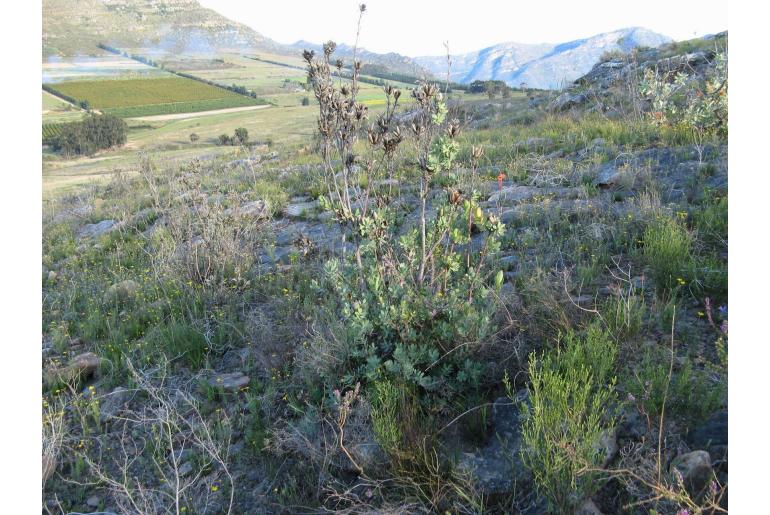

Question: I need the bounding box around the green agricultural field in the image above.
[42,123,66,143]
[44,76,266,117]
[104,96,264,118]
[182,53,418,108]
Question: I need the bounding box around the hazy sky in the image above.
[199,0,728,56]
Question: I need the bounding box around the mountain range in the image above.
[414,28,672,89]
[43,0,674,89]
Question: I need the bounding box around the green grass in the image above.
[43,91,85,124]
[43,90,73,110]
[45,76,265,115]
[643,216,693,292]
[104,96,265,117]
[459,112,700,164]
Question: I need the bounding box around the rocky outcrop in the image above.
[575,32,727,91]
[551,92,589,112]
[77,219,119,239]
[670,450,714,499]
[45,352,102,386]
[208,372,250,392]
[459,393,530,495]
[103,279,139,304]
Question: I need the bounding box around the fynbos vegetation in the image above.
[41,4,728,514]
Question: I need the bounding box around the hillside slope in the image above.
[43,0,284,56]
[43,0,432,78]
[415,27,672,89]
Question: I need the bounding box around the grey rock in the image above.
[52,203,93,223]
[552,92,588,111]
[619,404,648,439]
[576,498,603,515]
[670,450,713,498]
[170,448,194,463]
[597,429,618,466]
[516,137,553,152]
[687,411,727,461]
[589,137,606,150]
[546,149,565,159]
[99,386,133,422]
[77,219,118,239]
[228,155,262,168]
[69,352,101,378]
[231,200,269,219]
[487,185,580,204]
[573,295,595,305]
[593,163,622,188]
[208,372,250,392]
[258,246,293,266]
[86,495,101,508]
[104,280,140,304]
[178,461,194,477]
[284,200,319,218]
[498,254,519,270]
[350,441,388,471]
[500,282,515,296]
[459,394,530,494]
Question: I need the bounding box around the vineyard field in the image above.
[44,77,266,117]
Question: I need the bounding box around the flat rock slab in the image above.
[487,185,581,204]
[226,200,269,219]
[77,219,118,239]
[103,279,139,304]
[687,410,727,455]
[284,200,319,218]
[209,372,250,392]
[670,450,713,498]
[459,394,531,495]
[46,352,102,386]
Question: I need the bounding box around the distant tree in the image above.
[218,134,232,146]
[51,113,126,157]
[468,80,487,93]
[234,127,249,145]
[301,97,310,106]
[502,87,511,98]
[79,100,91,111]
[189,133,199,143]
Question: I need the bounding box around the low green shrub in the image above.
[520,324,618,511]
[626,346,725,428]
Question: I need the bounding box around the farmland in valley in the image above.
[44,76,267,117]
[41,50,473,194]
